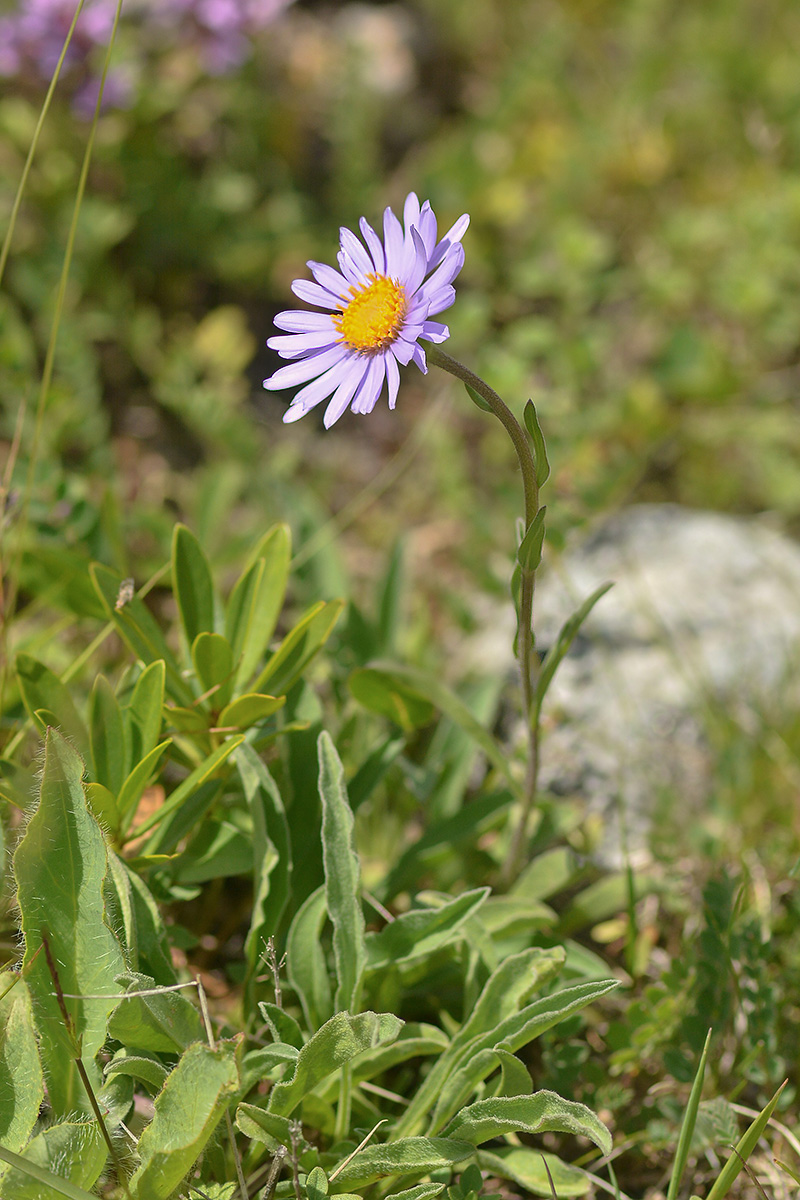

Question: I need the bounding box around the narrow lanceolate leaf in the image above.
[523,399,551,487]
[286,886,333,1031]
[318,732,365,1013]
[396,947,566,1137]
[172,523,216,648]
[133,735,245,844]
[442,1092,612,1156]
[88,674,125,795]
[15,654,90,757]
[128,1040,239,1200]
[430,979,620,1132]
[13,729,125,1116]
[268,1011,402,1117]
[227,523,291,686]
[667,1029,712,1200]
[0,975,43,1178]
[252,599,344,696]
[329,1136,474,1189]
[237,745,292,989]
[517,506,547,573]
[365,889,490,972]
[535,583,613,719]
[704,1080,787,1200]
[354,662,516,790]
[125,659,166,776]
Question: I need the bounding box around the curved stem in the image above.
[426,345,542,886]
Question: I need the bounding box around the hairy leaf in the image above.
[268,1011,402,1117]
[318,732,365,1013]
[13,730,125,1115]
[128,1040,239,1200]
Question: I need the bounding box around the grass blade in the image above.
[667,1029,712,1200]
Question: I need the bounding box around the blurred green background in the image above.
[4,0,800,602]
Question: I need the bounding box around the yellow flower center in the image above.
[333,274,407,353]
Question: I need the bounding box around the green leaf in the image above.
[667,1029,711,1200]
[489,1049,533,1098]
[84,782,120,835]
[384,1186,445,1200]
[464,382,493,413]
[13,729,126,1116]
[381,792,512,901]
[478,1148,590,1197]
[258,1004,304,1048]
[0,1144,100,1200]
[90,563,194,705]
[172,523,216,647]
[15,654,90,757]
[237,745,292,988]
[307,1164,329,1200]
[318,732,365,1013]
[128,1040,239,1200]
[0,976,43,1175]
[347,735,406,812]
[133,735,244,842]
[365,889,490,971]
[517,506,547,573]
[88,674,125,795]
[523,399,551,487]
[227,523,292,686]
[219,692,286,730]
[443,1092,612,1155]
[286,886,333,1031]
[192,631,234,702]
[431,979,620,1133]
[117,739,172,831]
[173,818,253,884]
[104,1052,170,1092]
[376,539,406,657]
[395,947,566,1137]
[0,1121,106,1199]
[252,599,344,696]
[163,705,209,733]
[236,1103,294,1148]
[348,668,436,731]
[535,584,613,719]
[268,1011,402,1117]
[125,659,166,776]
[114,857,178,984]
[139,778,221,858]
[107,971,204,1053]
[704,1080,787,1200]
[329,1136,474,1189]
[353,663,516,790]
[346,1023,449,1086]
[240,1045,299,1095]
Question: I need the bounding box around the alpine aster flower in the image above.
[264,193,469,427]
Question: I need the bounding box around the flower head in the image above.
[264,193,469,427]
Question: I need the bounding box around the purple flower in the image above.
[0,0,295,96]
[264,194,469,428]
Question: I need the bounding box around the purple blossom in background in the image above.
[0,0,294,104]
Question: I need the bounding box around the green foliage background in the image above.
[3,0,800,1196]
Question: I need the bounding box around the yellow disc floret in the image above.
[334,273,407,353]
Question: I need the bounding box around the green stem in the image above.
[426,345,542,886]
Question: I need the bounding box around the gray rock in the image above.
[472,505,800,860]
